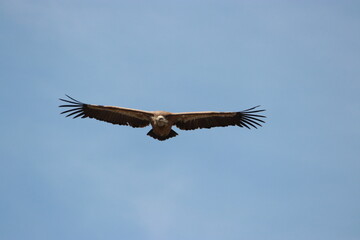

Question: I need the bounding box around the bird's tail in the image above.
[147,129,178,141]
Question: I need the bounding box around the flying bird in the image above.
[59,95,266,141]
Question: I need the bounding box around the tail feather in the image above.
[147,129,178,141]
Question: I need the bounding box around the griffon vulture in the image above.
[59,95,266,141]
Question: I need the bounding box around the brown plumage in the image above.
[59,95,266,141]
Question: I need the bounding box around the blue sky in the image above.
[1,1,359,239]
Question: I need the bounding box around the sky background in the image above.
[1,1,360,239]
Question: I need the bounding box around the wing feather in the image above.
[59,95,152,128]
[173,106,266,130]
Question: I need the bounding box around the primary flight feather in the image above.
[59,95,266,141]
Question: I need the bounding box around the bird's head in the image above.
[156,116,168,126]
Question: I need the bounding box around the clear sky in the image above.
[1,1,359,240]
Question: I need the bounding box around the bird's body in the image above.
[59,95,266,141]
[149,111,175,140]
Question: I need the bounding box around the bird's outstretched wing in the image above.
[172,106,266,130]
[59,95,153,128]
